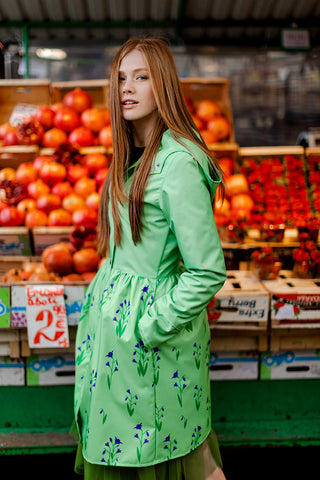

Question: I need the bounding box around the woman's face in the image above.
[118,49,158,134]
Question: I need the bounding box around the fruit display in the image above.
[214,147,320,244]
[0,87,112,149]
[0,146,110,227]
[1,224,102,284]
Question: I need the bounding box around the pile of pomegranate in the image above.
[0,87,112,149]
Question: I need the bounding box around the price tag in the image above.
[26,285,69,349]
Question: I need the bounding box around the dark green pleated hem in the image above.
[74,429,223,479]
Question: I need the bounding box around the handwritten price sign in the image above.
[26,285,69,349]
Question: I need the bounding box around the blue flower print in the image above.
[105,351,119,389]
[90,369,97,392]
[163,434,178,460]
[193,385,202,411]
[125,389,138,416]
[193,343,201,369]
[133,340,149,376]
[191,426,202,451]
[152,348,161,386]
[101,436,122,465]
[113,299,130,337]
[134,423,149,463]
[155,403,165,431]
[99,408,107,424]
[172,370,187,407]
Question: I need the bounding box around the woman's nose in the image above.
[122,80,135,94]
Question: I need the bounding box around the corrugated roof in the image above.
[0,0,319,46]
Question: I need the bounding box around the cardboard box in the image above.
[180,77,236,147]
[209,350,259,380]
[0,283,10,328]
[32,227,73,255]
[261,350,320,380]
[26,353,75,385]
[263,277,320,327]
[0,227,32,256]
[208,271,269,326]
[11,283,86,327]
[0,356,24,385]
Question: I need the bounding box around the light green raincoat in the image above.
[74,129,226,468]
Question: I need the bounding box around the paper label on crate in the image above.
[9,103,40,126]
[26,285,69,349]
[275,303,295,320]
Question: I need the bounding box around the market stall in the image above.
[0,75,319,457]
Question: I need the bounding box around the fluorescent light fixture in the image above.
[35,48,67,60]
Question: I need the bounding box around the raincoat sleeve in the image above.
[138,152,227,348]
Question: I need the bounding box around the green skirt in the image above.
[74,429,223,480]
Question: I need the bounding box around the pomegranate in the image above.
[39,162,67,186]
[34,105,55,130]
[72,208,98,227]
[42,127,68,148]
[17,198,37,219]
[0,123,16,140]
[36,193,61,214]
[42,243,73,276]
[16,117,44,145]
[72,247,100,274]
[68,126,95,148]
[83,153,108,175]
[207,116,231,141]
[3,130,19,146]
[73,177,96,199]
[15,162,38,186]
[51,181,73,199]
[81,108,107,132]
[98,125,112,147]
[66,164,90,184]
[63,88,93,113]
[47,208,72,226]
[54,107,80,132]
[0,168,16,182]
[62,193,86,213]
[196,100,221,121]
[25,209,48,228]
[27,179,50,200]
[0,205,24,226]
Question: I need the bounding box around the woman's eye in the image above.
[137,75,148,80]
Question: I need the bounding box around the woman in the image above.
[74,37,227,480]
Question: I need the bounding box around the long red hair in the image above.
[98,37,223,256]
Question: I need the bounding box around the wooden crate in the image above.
[0,227,33,256]
[0,145,39,169]
[270,327,320,352]
[0,79,51,125]
[0,329,20,358]
[208,270,269,328]
[51,79,109,109]
[210,325,268,352]
[32,226,73,256]
[180,77,236,147]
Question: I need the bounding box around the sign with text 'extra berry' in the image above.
[26,285,69,349]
